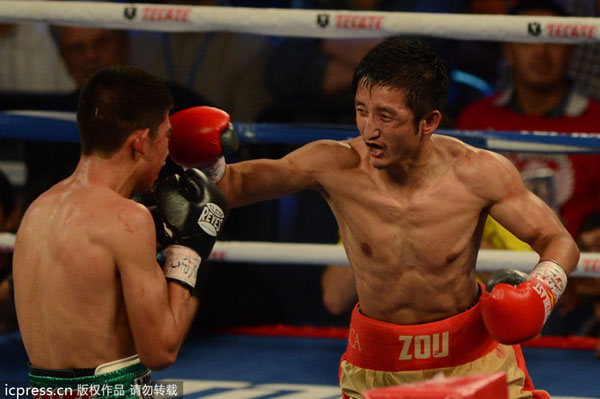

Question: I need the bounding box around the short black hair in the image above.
[77,65,173,157]
[510,0,569,16]
[352,38,448,127]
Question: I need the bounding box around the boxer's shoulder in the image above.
[444,141,516,194]
[319,137,362,170]
[285,138,361,173]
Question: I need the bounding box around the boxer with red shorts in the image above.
[340,285,548,399]
[167,38,579,399]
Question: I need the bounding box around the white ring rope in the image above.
[1,233,598,277]
[0,1,599,42]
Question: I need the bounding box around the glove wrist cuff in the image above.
[530,259,568,304]
[164,245,202,291]
[200,156,226,184]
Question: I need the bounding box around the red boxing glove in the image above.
[169,106,239,180]
[480,261,567,345]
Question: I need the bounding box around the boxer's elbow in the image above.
[139,347,178,370]
[138,334,181,370]
[532,230,580,275]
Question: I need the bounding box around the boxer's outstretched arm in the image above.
[167,107,347,201]
[218,140,339,207]
[114,200,192,370]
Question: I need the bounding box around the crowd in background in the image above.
[0,0,599,354]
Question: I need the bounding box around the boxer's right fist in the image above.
[154,168,229,290]
[169,106,239,173]
[480,274,545,345]
[480,262,567,345]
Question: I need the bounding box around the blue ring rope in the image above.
[1,111,600,154]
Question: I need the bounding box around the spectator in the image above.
[129,0,274,122]
[448,0,510,119]
[0,25,206,206]
[0,21,75,92]
[456,0,600,238]
[565,0,600,103]
[263,0,468,125]
[50,26,204,112]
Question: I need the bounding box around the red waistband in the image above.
[343,292,498,372]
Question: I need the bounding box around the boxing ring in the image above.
[1,114,599,399]
[1,110,600,276]
[1,2,600,399]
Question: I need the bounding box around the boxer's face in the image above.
[355,83,421,169]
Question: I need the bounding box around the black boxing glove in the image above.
[131,189,170,249]
[154,168,229,291]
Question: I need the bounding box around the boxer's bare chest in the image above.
[323,163,486,271]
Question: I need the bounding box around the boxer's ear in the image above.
[419,110,441,137]
[130,128,151,159]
